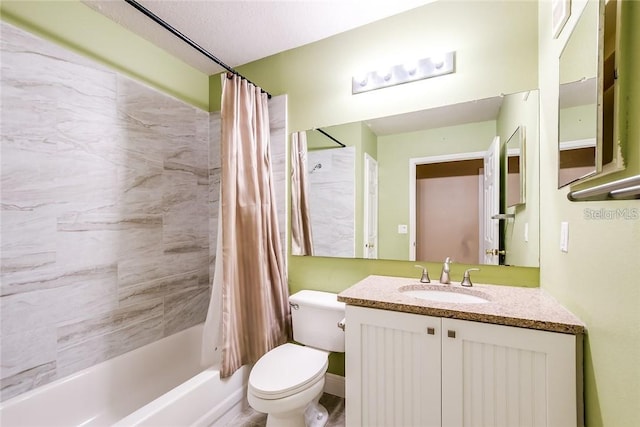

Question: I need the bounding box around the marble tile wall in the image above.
[308,147,356,257]
[1,22,287,403]
[0,22,211,401]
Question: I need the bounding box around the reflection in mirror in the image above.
[292,90,540,267]
[558,0,598,188]
[307,145,356,258]
[506,126,526,207]
[558,0,620,188]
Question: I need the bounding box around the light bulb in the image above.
[378,68,392,81]
[431,53,446,69]
[404,61,418,76]
[354,72,369,87]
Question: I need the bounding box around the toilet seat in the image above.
[249,343,329,400]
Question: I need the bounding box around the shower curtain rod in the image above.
[315,128,346,147]
[123,0,272,99]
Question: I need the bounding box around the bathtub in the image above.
[0,324,250,426]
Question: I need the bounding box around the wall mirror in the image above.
[506,126,526,207]
[558,0,620,188]
[291,89,540,267]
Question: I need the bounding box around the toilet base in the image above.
[263,399,327,427]
[249,376,326,427]
[304,401,329,427]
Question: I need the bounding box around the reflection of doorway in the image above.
[409,150,501,264]
[558,138,597,187]
[363,154,378,259]
[415,158,484,264]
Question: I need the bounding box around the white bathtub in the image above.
[0,324,250,427]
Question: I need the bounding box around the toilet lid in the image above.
[249,343,328,399]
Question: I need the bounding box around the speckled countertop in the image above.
[337,275,585,335]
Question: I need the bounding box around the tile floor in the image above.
[225,393,345,426]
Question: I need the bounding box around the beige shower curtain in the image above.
[290,131,314,256]
[218,74,290,378]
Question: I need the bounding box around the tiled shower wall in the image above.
[0,22,211,401]
[0,21,286,402]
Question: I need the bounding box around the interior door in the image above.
[363,154,378,259]
[483,137,500,265]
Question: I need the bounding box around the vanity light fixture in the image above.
[352,51,455,94]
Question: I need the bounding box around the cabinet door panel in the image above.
[346,306,441,427]
[442,318,577,427]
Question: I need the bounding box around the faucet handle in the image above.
[414,265,431,283]
[461,268,480,287]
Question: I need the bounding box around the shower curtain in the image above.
[203,74,290,378]
[290,131,314,256]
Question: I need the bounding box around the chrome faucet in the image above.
[439,257,452,284]
[414,265,430,283]
[461,268,480,287]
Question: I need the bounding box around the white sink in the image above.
[401,288,489,304]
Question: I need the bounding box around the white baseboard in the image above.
[323,373,345,398]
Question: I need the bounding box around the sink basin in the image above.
[401,287,490,304]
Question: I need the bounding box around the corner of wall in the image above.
[1,0,209,111]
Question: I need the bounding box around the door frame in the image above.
[409,151,486,261]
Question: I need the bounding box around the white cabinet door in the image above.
[345,307,581,427]
[441,318,580,427]
[345,306,441,427]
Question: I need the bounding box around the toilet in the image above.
[247,290,345,427]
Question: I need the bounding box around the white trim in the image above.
[323,373,345,398]
[559,138,596,151]
[507,147,521,157]
[409,151,486,261]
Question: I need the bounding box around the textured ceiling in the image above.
[83,0,507,133]
[83,0,434,75]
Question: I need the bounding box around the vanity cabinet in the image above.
[345,305,581,427]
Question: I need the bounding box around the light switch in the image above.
[397,224,408,234]
[524,222,529,242]
[560,222,569,252]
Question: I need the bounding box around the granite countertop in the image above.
[337,275,585,335]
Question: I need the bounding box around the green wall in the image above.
[356,123,378,258]
[223,0,539,131]
[1,0,209,111]
[538,1,640,426]
[560,104,598,141]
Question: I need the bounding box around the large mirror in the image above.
[558,0,620,188]
[291,89,540,267]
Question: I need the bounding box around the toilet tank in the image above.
[289,290,346,353]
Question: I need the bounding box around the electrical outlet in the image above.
[560,222,569,252]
